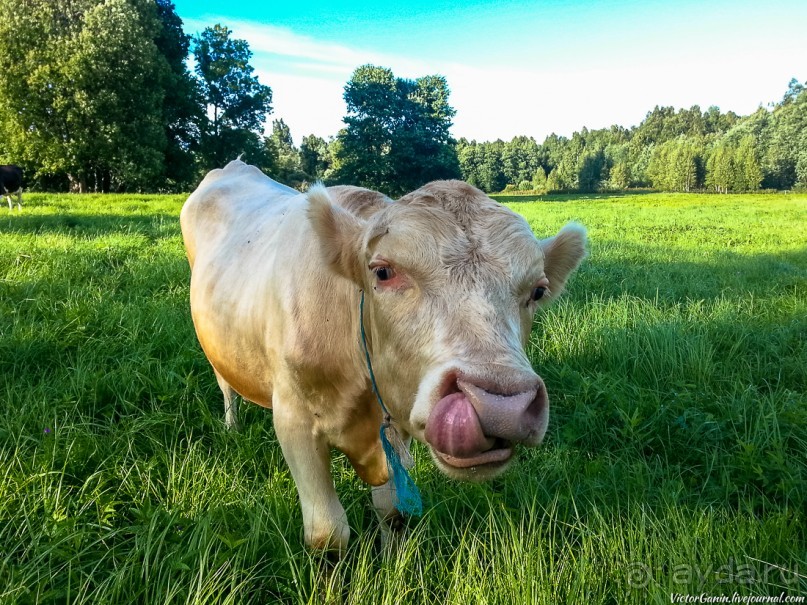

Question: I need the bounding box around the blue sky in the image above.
[172,0,807,144]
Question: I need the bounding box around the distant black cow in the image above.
[1,165,23,210]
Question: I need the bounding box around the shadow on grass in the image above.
[0,213,177,238]
[493,190,658,204]
[569,241,807,305]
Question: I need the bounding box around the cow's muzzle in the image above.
[424,377,548,471]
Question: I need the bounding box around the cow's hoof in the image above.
[305,521,350,556]
[378,515,408,553]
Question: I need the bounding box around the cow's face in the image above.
[309,181,586,481]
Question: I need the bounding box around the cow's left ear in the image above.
[540,223,587,301]
[307,185,365,284]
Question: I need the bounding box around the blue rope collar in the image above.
[359,290,423,517]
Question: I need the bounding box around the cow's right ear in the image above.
[307,186,365,284]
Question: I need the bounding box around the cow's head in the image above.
[309,181,586,480]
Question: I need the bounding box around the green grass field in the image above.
[1,191,805,604]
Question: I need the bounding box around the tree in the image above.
[502,136,540,186]
[764,79,807,189]
[551,133,585,191]
[796,130,807,189]
[782,78,805,105]
[578,149,606,192]
[193,25,273,170]
[647,137,702,192]
[457,139,485,189]
[300,134,331,182]
[154,0,204,190]
[478,141,507,192]
[0,0,176,191]
[333,65,459,196]
[545,169,562,192]
[706,143,734,193]
[732,135,762,192]
[266,119,306,187]
[608,161,631,190]
[531,166,547,191]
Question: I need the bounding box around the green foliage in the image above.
[192,25,273,171]
[546,168,562,192]
[153,0,205,191]
[299,134,331,183]
[796,130,807,189]
[706,136,762,193]
[459,87,805,195]
[760,81,807,190]
[647,137,703,192]
[457,138,508,192]
[0,3,804,198]
[1,192,805,601]
[607,161,631,190]
[265,119,307,188]
[577,148,606,193]
[501,136,542,185]
[332,65,460,196]
[0,0,183,192]
[531,165,547,191]
[733,135,763,192]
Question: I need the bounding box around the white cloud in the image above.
[253,69,347,141]
[185,18,801,145]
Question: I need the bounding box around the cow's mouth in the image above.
[423,373,546,476]
[423,387,518,472]
[430,438,514,469]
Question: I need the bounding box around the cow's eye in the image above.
[373,266,395,282]
[530,287,546,302]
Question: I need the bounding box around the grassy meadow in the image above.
[0,190,805,604]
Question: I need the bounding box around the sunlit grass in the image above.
[1,191,805,603]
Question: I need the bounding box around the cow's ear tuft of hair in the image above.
[307,185,365,284]
[540,223,587,302]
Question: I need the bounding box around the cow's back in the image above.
[0,165,22,194]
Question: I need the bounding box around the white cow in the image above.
[181,160,586,552]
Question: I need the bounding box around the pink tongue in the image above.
[424,392,495,457]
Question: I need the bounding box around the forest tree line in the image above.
[457,87,807,194]
[0,0,804,195]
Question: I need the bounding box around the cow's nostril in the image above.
[524,383,547,423]
[455,378,547,445]
[486,437,512,452]
[438,375,462,400]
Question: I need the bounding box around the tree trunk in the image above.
[67,174,87,193]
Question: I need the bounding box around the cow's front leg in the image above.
[273,398,349,554]
[372,481,404,527]
[371,434,411,537]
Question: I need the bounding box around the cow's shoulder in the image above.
[183,161,296,228]
[181,160,301,264]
